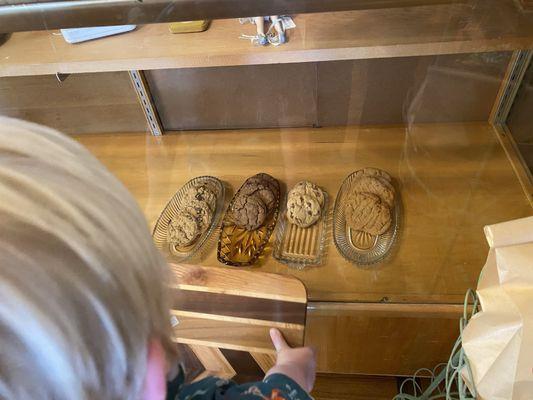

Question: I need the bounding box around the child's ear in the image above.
[142,339,167,400]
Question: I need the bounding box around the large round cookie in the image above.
[246,173,280,197]
[168,212,200,247]
[240,182,276,212]
[289,180,325,207]
[231,194,267,231]
[345,192,391,235]
[184,199,213,231]
[350,175,395,208]
[354,167,392,183]
[287,193,321,228]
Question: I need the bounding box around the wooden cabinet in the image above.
[1,0,532,378]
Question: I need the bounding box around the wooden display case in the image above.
[0,0,532,381]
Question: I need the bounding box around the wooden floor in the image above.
[75,123,531,303]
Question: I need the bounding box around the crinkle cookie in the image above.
[231,194,267,231]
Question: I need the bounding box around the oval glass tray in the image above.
[217,173,280,267]
[273,191,329,269]
[152,176,225,263]
[333,171,400,265]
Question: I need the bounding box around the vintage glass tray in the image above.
[273,192,329,269]
[217,173,280,267]
[152,176,225,263]
[333,171,400,265]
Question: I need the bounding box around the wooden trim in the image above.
[128,70,163,136]
[492,124,533,207]
[307,302,466,319]
[171,310,305,331]
[1,1,530,77]
[188,345,237,379]
[172,314,304,353]
[489,50,533,124]
[0,0,465,33]
[169,264,307,303]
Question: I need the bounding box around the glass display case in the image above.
[1,0,532,394]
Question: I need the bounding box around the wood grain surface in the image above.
[1,0,532,77]
[76,123,531,303]
[0,73,148,134]
[172,289,306,325]
[305,302,461,375]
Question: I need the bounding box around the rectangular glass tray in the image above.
[273,192,329,269]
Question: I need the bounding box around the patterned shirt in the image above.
[167,368,312,400]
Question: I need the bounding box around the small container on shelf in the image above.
[169,20,210,34]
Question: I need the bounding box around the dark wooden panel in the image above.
[311,373,398,400]
[0,72,148,134]
[175,343,205,383]
[146,63,317,130]
[317,52,511,126]
[220,348,265,384]
[172,289,307,325]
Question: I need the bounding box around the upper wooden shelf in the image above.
[1,0,532,77]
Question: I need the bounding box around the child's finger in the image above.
[270,328,290,352]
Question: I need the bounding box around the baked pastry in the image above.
[183,183,217,210]
[287,193,321,228]
[345,192,391,235]
[247,173,280,196]
[289,180,325,207]
[184,199,212,230]
[240,182,276,213]
[168,212,200,247]
[354,167,392,183]
[232,193,267,231]
[350,175,395,208]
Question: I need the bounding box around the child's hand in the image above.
[265,328,316,392]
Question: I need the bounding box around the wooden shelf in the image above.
[1,0,532,77]
[75,122,531,304]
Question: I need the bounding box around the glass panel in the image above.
[0,0,532,395]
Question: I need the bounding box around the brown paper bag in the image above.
[461,216,533,399]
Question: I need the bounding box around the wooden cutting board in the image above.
[169,263,307,383]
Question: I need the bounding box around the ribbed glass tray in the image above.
[333,171,400,265]
[217,173,280,267]
[152,176,225,263]
[273,192,329,269]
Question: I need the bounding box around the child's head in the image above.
[0,118,174,399]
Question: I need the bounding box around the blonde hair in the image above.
[0,117,174,399]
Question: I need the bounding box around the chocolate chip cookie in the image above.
[345,192,391,235]
[289,180,325,207]
[168,212,200,247]
[231,194,267,231]
[184,199,213,230]
[287,193,321,228]
[183,182,217,211]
